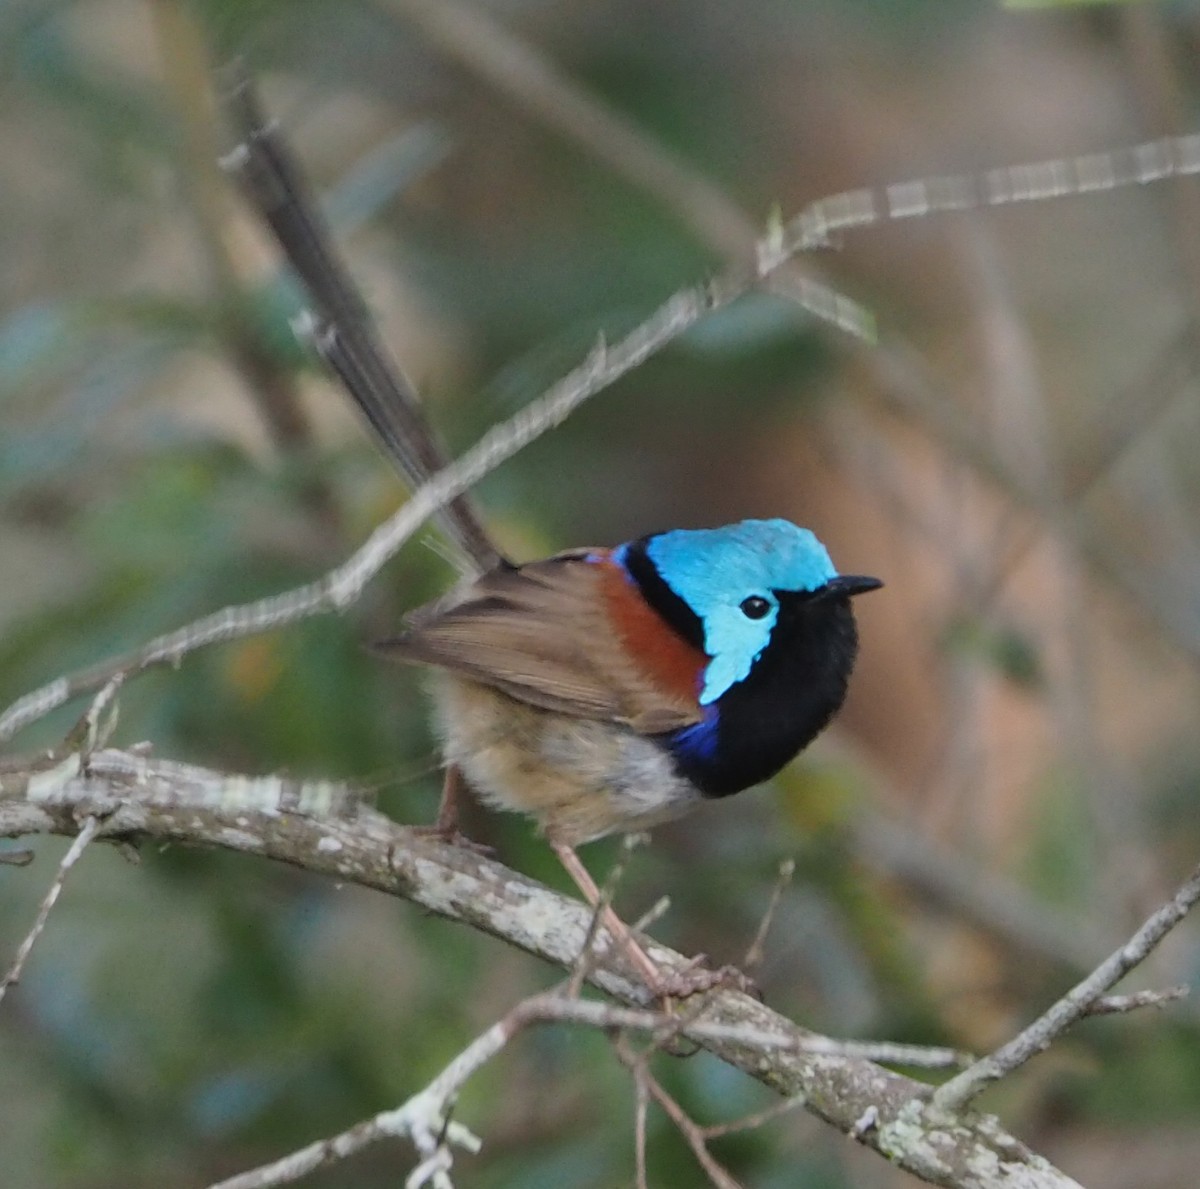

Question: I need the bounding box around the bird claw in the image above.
[410,823,496,858]
[650,956,759,1001]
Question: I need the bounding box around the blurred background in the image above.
[3,0,1200,1185]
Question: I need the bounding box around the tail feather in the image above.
[222,68,502,575]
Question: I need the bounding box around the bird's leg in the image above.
[433,763,466,835]
[412,764,494,856]
[549,840,747,1000]
[550,839,665,989]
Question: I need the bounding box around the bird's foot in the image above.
[414,763,495,854]
[410,822,496,858]
[649,955,759,1001]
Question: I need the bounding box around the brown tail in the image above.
[220,67,503,575]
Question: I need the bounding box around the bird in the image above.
[374,518,880,993]
[228,89,881,994]
[376,518,879,848]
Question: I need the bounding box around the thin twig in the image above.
[633,1073,649,1189]
[1085,986,1189,1016]
[791,1037,972,1070]
[699,1095,807,1141]
[630,896,671,937]
[207,1005,508,1189]
[631,1051,744,1189]
[64,674,123,756]
[743,858,794,971]
[931,860,1200,1116]
[0,815,101,1008]
[565,889,612,1000]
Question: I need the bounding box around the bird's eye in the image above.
[739,595,771,619]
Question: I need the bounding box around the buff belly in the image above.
[431,674,701,846]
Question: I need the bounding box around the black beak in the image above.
[818,574,883,600]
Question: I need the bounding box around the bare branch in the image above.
[0,814,101,1008]
[61,673,124,756]
[699,1095,806,1141]
[931,861,1200,1116]
[793,1037,971,1070]
[643,1074,743,1189]
[0,752,1084,1188]
[615,1034,743,1189]
[208,1005,508,1189]
[1084,986,1189,1016]
[205,989,960,1189]
[743,857,794,971]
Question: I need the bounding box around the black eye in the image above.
[739,595,771,619]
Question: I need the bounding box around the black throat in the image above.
[667,591,861,797]
[620,536,706,649]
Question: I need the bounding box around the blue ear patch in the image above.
[646,519,838,704]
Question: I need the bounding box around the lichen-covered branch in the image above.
[0,749,1082,1188]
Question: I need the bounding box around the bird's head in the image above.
[617,518,881,706]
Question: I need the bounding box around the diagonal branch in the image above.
[930,861,1200,1116]
[1,750,1085,1189]
[0,172,867,749]
[0,290,696,744]
[7,127,1200,749]
[0,814,101,1008]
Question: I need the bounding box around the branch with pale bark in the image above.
[0,749,1054,1187]
[1,741,1195,1188]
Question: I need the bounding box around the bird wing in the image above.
[376,551,704,734]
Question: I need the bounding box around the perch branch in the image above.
[0,750,1087,1188]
